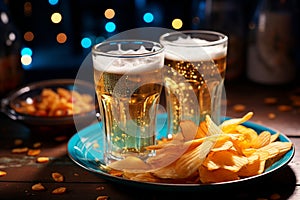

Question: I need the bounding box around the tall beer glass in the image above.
[92,40,164,164]
[160,31,228,136]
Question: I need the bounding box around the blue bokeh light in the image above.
[105,22,116,33]
[21,47,33,56]
[48,0,59,6]
[143,12,154,23]
[81,37,92,48]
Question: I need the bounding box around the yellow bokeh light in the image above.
[104,8,115,19]
[24,31,34,42]
[21,55,32,66]
[51,12,62,24]
[56,33,67,44]
[172,18,183,29]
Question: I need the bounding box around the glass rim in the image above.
[159,30,228,47]
[92,39,165,58]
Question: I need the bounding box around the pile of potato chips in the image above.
[14,88,93,116]
[107,112,293,184]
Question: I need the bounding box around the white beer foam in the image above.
[163,36,227,62]
[93,45,164,74]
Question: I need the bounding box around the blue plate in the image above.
[67,113,295,191]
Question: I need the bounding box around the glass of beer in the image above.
[160,30,228,136]
[92,40,164,164]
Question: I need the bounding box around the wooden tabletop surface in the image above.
[0,78,299,200]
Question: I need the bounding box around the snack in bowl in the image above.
[1,79,97,133]
[106,112,293,184]
[13,87,93,117]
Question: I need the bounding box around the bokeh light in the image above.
[81,37,92,48]
[24,2,32,16]
[143,12,154,23]
[5,31,16,46]
[172,18,183,29]
[8,32,16,41]
[51,12,62,24]
[24,31,34,42]
[48,0,59,6]
[21,55,32,66]
[104,9,115,19]
[105,22,116,33]
[0,12,9,24]
[21,47,33,56]
[56,33,67,43]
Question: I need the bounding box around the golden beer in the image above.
[164,56,226,134]
[92,40,164,164]
[160,31,228,136]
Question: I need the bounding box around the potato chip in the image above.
[151,162,180,179]
[229,127,258,151]
[203,155,220,170]
[211,140,233,152]
[206,115,224,136]
[147,144,186,169]
[277,142,293,154]
[220,112,253,133]
[203,150,248,172]
[253,150,270,161]
[240,148,254,156]
[257,141,292,159]
[174,145,207,178]
[179,120,198,141]
[251,131,271,148]
[183,137,205,150]
[108,156,150,171]
[105,112,293,185]
[256,145,279,160]
[196,121,208,138]
[237,154,265,177]
[176,139,219,178]
[199,166,240,183]
[270,132,280,143]
[235,125,258,142]
[233,135,252,152]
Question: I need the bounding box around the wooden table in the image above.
[0,78,299,200]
